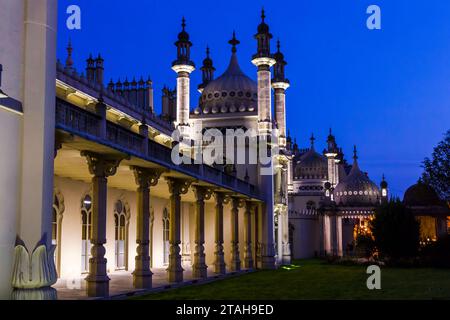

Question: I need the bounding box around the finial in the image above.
[261,7,266,22]
[353,145,358,161]
[182,17,186,30]
[229,31,240,53]
[329,128,332,135]
[277,39,281,52]
[206,45,210,58]
[310,133,316,148]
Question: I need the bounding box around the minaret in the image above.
[272,40,290,149]
[380,174,388,203]
[198,46,215,93]
[252,8,276,135]
[324,128,339,187]
[172,17,195,138]
[253,9,276,270]
[86,54,95,83]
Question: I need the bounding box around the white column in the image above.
[19,0,58,250]
[172,65,194,138]
[0,0,25,299]
[272,83,290,149]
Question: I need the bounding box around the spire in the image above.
[353,145,358,162]
[229,31,240,53]
[182,16,186,31]
[310,133,316,150]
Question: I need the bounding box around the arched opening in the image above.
[81,194,92,273]
[114,199,130,270]
[162,208,170,266]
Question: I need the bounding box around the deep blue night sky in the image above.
[56,0,450,197]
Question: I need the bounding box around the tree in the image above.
[370,199,420,259]
[422,130,450,202]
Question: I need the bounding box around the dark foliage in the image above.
[422,129,450,202]
[371,199,420,259]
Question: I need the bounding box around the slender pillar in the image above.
[230,197,241,271]
[244,201,254,269]
[192,186,211,279]
[166,178,192,282]
[252,11,277,270]
[172,18,195,139]
[82,152,122,297]
[213,192,226,274]
[131,166,162,289]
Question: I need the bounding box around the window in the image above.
[162,208,170,266]
[114,200,129,270]
[52,191,64,277]
[81,195,92,273]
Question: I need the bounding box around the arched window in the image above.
[52,190,65,277]
[114,200,129,270]
[81,195,92,273]
[162,208,170,266]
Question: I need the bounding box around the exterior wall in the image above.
[289,216,319,259]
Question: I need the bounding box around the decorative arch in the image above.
[52,187,65,277]
[80,191,93,273]
[114,196,131,270]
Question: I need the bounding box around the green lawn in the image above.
[134,260,450,300]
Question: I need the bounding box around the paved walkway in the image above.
[55,267,253,300]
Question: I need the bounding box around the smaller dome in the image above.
[333,148,380,206]
[294,147,328,180]
[403,181,441,206]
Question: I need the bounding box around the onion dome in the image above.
[177,17,189,41]
[403,181,441,206]
[333,146,380,206]
[199,32,257,114]
[257,8,270,34]
[294,134,328,180]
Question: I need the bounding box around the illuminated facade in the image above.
[0,2,289,299]
[0,1,448,301]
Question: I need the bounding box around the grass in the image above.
[133,259,450,300]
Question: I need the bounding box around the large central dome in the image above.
[198,52,257,115]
